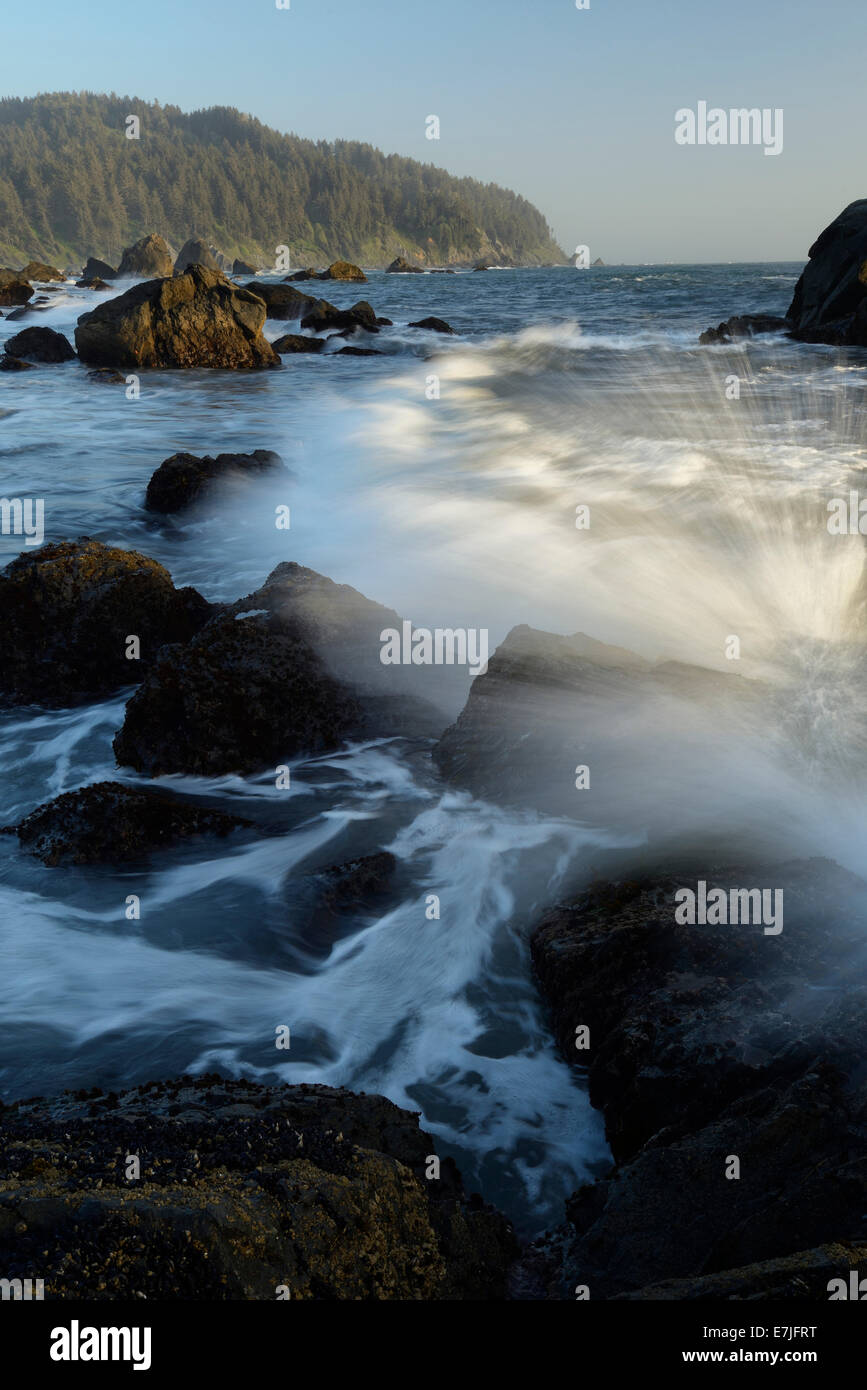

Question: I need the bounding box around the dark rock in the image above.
[233,259,258,276]
[0,280,34,307]
[615,1243,867,1300]
[699,313,788,345]
[386,256,423,274]
[408,316,457,335]
[3,781,251,866]
[116,233,173,279]
[4,326,75,363]
[592,258,605,267]
[0,538,215,706]
[113,562,458,777]
[4,305,34,320]
[242,281,317,320]
[473,260,492,271]
[19,260,65,283]
[528,858,867,1297]
[75,266,279,369]
[87,367,126,384]
[83,256,117,281]
[301,300,379,334]
[376,317,393,326]
[318,260,367,282]
[0,356,35,372]
[786,200,867,345]
[315,851,397,911]
[145,449,284,513]
[336,346,382,356]
[272,333,325,354]
[283,268,317,281]
[75,277,111,290]
[0,1076,516,1299]
[433,624,769,841]
[174,238,221,275]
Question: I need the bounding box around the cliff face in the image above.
[0,93,565,269]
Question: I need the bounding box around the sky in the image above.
[3,0,865,262]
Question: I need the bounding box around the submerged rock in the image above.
[116,233,173,279]
[113,562,459,777]
[0,538,214,706]
[0,356,35,372]
[315,851,397,911]
[75,277,111,290]
[3,781,251,865]
[408,316,457,334]
[144,448,283,513]
[336,345,382,356]
[4,326,75,363]
[0,1076,516,1299]
[527,858,867,1298]
[699,313,788,344]
[83,256,117,281]
[75,266,279,369]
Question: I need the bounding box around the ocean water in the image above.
[1,261,865,1234]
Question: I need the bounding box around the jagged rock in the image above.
[0,538,214,706]
[4,326,75,363]
[113,562,458,776]
[19,260,65,282]
[233,259,258,276]
[144,449,283,513]
[0,1077,516,1299]
[592,258,605,267]
[75,277,111,290]
[301,300,379,334]
[2,781,251,865]
[272,333,325,354]
[75,265,279,369]
[699,313,788,345]
[242,281,317,320]
[284,268,317,281]
[0,280,33,306]
[173,238,221,275]
[318,260,367,282]
[408,316,456,334]
[527,859,867,1298]
[386,256,423,274]
[0,356,35,372]
[116,233,173,279]
[315,851,397,912]
[83,256,117,281]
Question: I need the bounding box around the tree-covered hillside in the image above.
[0,93,565,268]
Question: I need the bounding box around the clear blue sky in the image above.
[4,0,864,262]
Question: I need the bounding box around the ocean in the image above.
[2,261,864,1235]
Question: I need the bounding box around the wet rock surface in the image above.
[3,781,251,866]
[0,538,215,706]
[0,1076,516,1299]
[4,326,75,362]
[144,449,283,513]
[523,858,867,1298]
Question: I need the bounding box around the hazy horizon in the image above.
[3,0,864,263]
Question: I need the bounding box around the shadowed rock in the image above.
[4,326,75,363]
[699,313,787,345]
[144,449,283,513]
[75,266,279,369]
[386,256,423,273]
[0,279,33,306]
[114,562,462,777]
[173,239,221,275]
[0,1076,516,1299]
[0,538,214,706]
[19,260,64,283]
[272,333,325,354]
[786,200,867,345]
[83,256,117,281]
[409,316,457,335]
[3,781,251,865]
[116,233,173,279]
[242,281,318,320]
[301,300,379,334]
